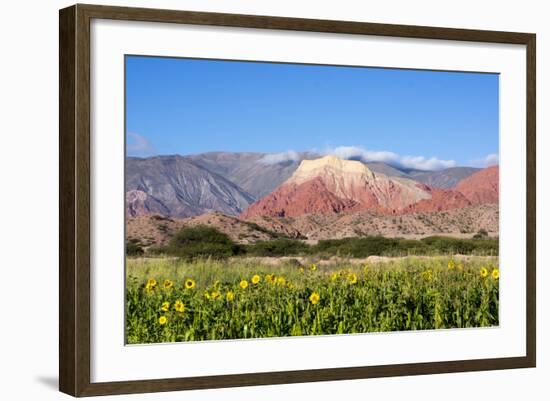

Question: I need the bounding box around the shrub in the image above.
[165,225,235,260]
[245,239,310,256]
[126,241,144,256]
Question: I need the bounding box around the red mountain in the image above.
[240,156,499,219]
[454,165,499,204]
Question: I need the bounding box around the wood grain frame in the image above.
[59,3,536,397]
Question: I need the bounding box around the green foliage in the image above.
[473,229,489,240]
[311,236,498,257]
[164,225,235,260]
[144,227,498,259]
[245,238,310,256]
[125,257,500,343]
[126,240,144,256]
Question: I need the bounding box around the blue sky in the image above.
[126,55,499,170]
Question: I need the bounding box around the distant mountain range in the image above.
[126,152,498,242]
[240,155,497,219]
[126,152,490,219]
[126,156,255,217]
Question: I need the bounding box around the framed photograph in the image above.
[59,4,536,397]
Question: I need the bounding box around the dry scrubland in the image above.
[126,256,499,343]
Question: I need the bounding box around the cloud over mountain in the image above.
[127,132,157,156]
[259,150,300,165]
[323,146,457,171]
[470,153,499,168]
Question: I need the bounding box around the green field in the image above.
[126,256,499,344]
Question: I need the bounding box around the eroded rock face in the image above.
[454,166,499,204]
[240,156,499,218]
[125,156,255,218]
[126,189,170,217]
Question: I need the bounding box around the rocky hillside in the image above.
[126,156,254,218]
[240,156,496,218]
[240,156,433,218]
[127,203,498,247]
[245,204,499,241]
[126,212,283,247]
[454,165,499,204]
[125,152,492,220]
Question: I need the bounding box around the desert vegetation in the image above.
[130,225,498,260]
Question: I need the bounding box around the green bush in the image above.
[245,239,310,256]
[164,226,235,260]
[126,241,144,256]
[143,227,498,259]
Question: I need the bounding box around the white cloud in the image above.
[259,150,300,165]
[470,153,499,168]
[323,145,456,171]
[127,132,157,156]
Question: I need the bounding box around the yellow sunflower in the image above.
[145,278,157,290]
[239,280,249,289]
[330,272,339,281]
[309,292,320,305]
[251,274,261,285]
[492,268,500,280]
[161,301,170,312]
[276,276,286,286]
[310,263,317,272]
[226,291,235,302]
[174,300,185,313]
[480,267,489,278]
[447,260,455,270]
[163,279,173,289]
[348,273,358,284]
[158,316,167,325]
[184,278,196,289]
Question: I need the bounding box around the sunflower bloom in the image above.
[276,276,286,286]
[251,274,261,285]
[184,278,196,289]
[161,301,170,312]
[331,272,339,281]
[448,260,455,270]
[480,267,489,278]
[239,280,249,289]
[163,279,173,289]
[211,291,221,300]
[174,300,185,313]
[348,273,358,284]
[158,316,167,325]
[492,268,500,280]
[226,291,235,302]
[299,267,305,274]
[310,263,317,272]
[145,278,157,291]
[309,292,320,305]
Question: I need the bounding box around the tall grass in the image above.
[126,256,499,344]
